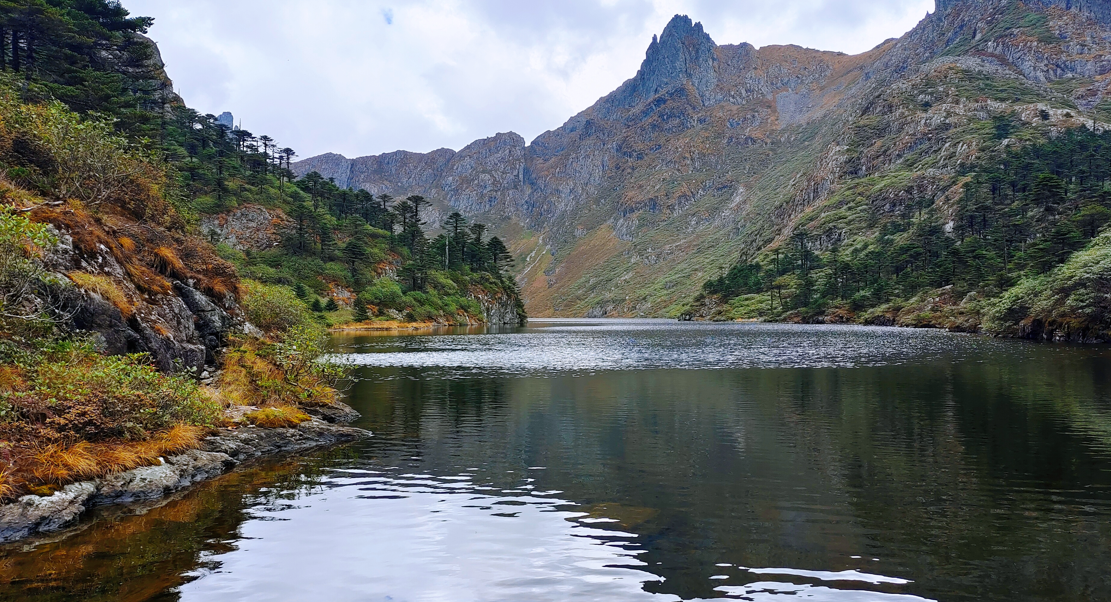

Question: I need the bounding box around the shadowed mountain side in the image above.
[295,0,1111,317]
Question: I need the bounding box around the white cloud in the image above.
[124,0,935,159]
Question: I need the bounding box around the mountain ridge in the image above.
[296,0,1111,318]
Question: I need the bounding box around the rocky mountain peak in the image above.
[936,0,1111,26]
[619,15,719,107]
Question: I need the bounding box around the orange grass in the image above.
[67,271,134,318]
[95,445,147,474]
[0,467,15,501]
[0,365,25,391]
[152,246,185,277]
[2,425,209,501]
[150,424,207,456]
[31,442,98,485]
[245,406,311,429]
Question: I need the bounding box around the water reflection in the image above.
[2,321,1111,601]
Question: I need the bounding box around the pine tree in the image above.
[354,298,370,322]
[324,298,339,312]
[311,298,324,313]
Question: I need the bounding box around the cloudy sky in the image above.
[125,0,935,160]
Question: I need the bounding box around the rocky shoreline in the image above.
[0,403,370,546]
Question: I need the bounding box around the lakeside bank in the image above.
[0,401,369,545]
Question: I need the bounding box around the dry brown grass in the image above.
[30,442,98,486]
[0,425,209,501]
[150,424,207,456]
[219,342,284,407]
[0,467,15,501]
[245,406,311,429]
[67,271,134,318]
[0,365,25,391]
[122,261,172,295]
[30,201,239,302]
[151,246,185,277]
[95,445,146,474]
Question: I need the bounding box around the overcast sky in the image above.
[125,0,935,160]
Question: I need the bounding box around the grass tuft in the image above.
[31,442,98,485]
[152,246,185,277]
[245,406,312,429]
[0,467,14,500]
[68,271,133,318]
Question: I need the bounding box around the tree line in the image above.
[287,171,514,292]
[704,127,1111,315]
[2,0,524,324]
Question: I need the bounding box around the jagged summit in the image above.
[621,15,719,107]
[295,0,1111,318]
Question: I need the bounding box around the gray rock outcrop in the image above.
[0,482,98,544]
[200,204,290,251]
[0,408,370,545]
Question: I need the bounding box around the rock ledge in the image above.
[0,404,369,545]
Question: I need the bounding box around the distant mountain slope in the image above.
[296,0,1111,318]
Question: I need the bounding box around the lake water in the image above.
[3,320,1111,601]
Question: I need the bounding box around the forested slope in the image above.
[0,0,520,504]
[296,0,1111,337]
[688,0,1111,342]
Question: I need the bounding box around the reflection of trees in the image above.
[0,453,345,602]
[348,367,515,470]
[349,351,1111,601]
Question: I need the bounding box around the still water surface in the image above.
[3,320,1111,601]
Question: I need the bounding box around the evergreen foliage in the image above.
[0,0,524,326]
[699,127,1111,333]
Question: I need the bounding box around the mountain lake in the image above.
[2,319,1110,601]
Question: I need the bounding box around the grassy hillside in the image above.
[690,84,1111,341]
[685,2,1111,341]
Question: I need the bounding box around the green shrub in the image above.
[0,208,60,327]
[362,279,405,309]
[8,346,219,440]
[240,280,312,333]
[986,232,1111,335]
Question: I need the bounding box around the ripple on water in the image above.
[331,322,1010,377]
[176,470,931,602]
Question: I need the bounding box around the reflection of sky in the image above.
[178,469,929,602]
[332,322,1012,377]
[179,470,670,601]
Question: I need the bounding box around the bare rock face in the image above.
[40,224,248,374]
[614,15,719,109]
[938,0,1111,27]
[295,3,1111,318]
[470,287,527,326]
[200,204,290,251]
[200,419,370,463]
[92,451,236,507]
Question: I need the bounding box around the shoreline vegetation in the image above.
[0,0,521,544]
[685,116,1111,345]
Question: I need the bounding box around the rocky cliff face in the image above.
[939,0,1111,26]
[32,208,250,375]
[296,0,1111,318]
[200,204,290,251]
[472,287,526,326]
